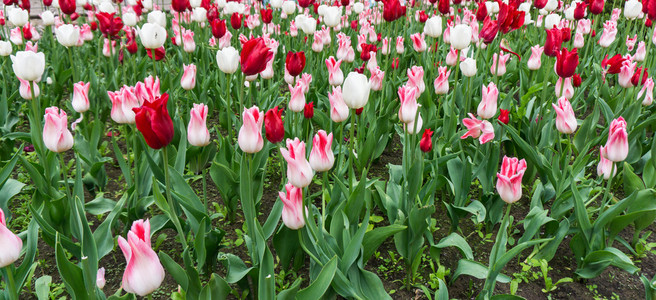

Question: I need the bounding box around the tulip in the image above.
[382,0,406,22]
[148,11,167,27]
[498,109,510,124]
[135,76,161,104]
[0,208,21,270]
[461,113,495,144]
[329,86,349,122]
[18,77,40,100]
[490,52,510,76]
[342,72,370,109]
[187,103,210,147]
[182,29,196,53]
[370,68,385,91]
[480,17,499,44]
[590,0,604,14]
[407,66,425,95]
[123,12,137,27]
[552,97,577,134]
[555,77,575,99]
[280,138,314,188]
[211,19,227,39]
[438,0,450,15]
[597,149,616,180]
[240,38,273,76]
[261,8,273,24]
[446,47,459,66]
[398,85,420,124]
[11,51,45,82]
[238,106,264,153]
[638,78,654,106]
[323,6,341,27]
[451,24,472,50]
[180,64,197,90]
[410,32,427,52]
[72,81,90,113]
[602,54,626,75]
[216,47,240,74]
[309,130,334,172]
[43,106,74,153]
[55,24,80,48]
[264,106,284,144]
[8,8,29,26]
[624,0,643,19]
[118,219,165,296]
[634,42,646,62]
[555,48,579,78]
[96,12,123,38]
[632,67,649,86]
[598,21,617,48]
[460,58,478,77]
[0,41,11,57]
[322,56,344,86]
[478,82,499,119]
[96,267,106,289]
[496,156,527,204]
[544,27,563,57]
[286,51,306,77]
[434,66,451,95]
[282,1,296,15]
[108,87,139,124]
[619,60,637,88]
[405,114,424,134]
[420,128,434,153]
[279,183,306,230]
[396,36,405,54]
[602,117,628,162]
[288,82,306,112]
[133,94,174,149]
[139,23,167,49]
[527,45,544,70]
[299,74,313,94]
[424,16,443,38]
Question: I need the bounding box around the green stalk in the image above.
[202,167,208,213]
[162,146,188,248]
[348,112,356,194]
[599,162,616,216]
[58,153,72,201]
[5,267,18,300]
[226,73,235,143]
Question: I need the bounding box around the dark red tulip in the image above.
[59,0,76,15]
[265,106,285,143]
[230,13,242,29]
[22,26,32,40]
[171,0,189,12]
[43,0,52,6]
[304,102,314,119]
[480,16,499,44]
[572,74,582,87]
[601,54,625,74]
[632,68,649,86]
[418,11,428,22]
[354,63,366,74]
[498,109,510,125]
[19,0,30,12]
[3,0,17,5]
[391,58,399,69]
[90,21,98,31]
[147,46,166,61]
[420,129,434,152]
[341,0,349,6]
[313,2,320,13]
[286,51,306,77]
[298,0,313,8]
[589,0,604,14]
[555,48,579,78]
[125,29,138,54]
[534,0,547,9]
[206,4,219,21]
[83,3,92,10]
[647,19,653,27]
[261,8,273,24]
[497,1,525,34]
[96,12,123,38]
[132,93,174,149]
[70,12,80,20]
[645,0,656,20]
[211,18,227,39]
[0,18,4,26]
[544,27,563,57]
[574,2,587,19]
[438,0,450,15]
[476,1,488,21]
[383,0,406,22]
[360,43,377,61]
[355,107,364,115]
[351,20,358,30]
[240,38,274,76]
[561,27,571,42]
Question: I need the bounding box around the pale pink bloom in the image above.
[366,52,378,73]
[381,37,390,55]
[577,19,591,34]
[118,219,165,296]
[80,24,94,41]
[410,33,427,52]
[573,32,585,48]
[260,56,275,79]
[555,77,575,99]
[10,28,23,46]
[299,73,312,94]
[496,156,527,204]
[238,106,264,153]
[280,138,314,188]
[96,268,106,289]
[597,148,616,180]
[329,86,349,122]
[284,68,295,85]
[43,106,74,152]
[396,36,404,54]
[626,34,637,51]
[336,38,355,62]
[72,81,91,113]
[433,67,451,95]
[398,85,420,124]
[357,34,366,52]
[618,59,636,88]
[634,41,646,62]
[602,117,628,162]
[407,66,426,94]
[443,24,451,44]
[219,31,232,49]
[309,130,334,172]
[478,82,499,119]
[552,97,577,134]
[208,36,217,47]
[326,56,344,86]
[598,20,617,48]
[102,39,116,57]
[18,77,40,100]
[0,208,22,268]
[638,78,654,106]
[611,8,621,21]
[446,47,459,66]
[182,29,195,53]
[187,103,210,147]
[461,113,495,144]
[180,64,197,90]
[490,52,510,76]
[288,82,306,112]
[278,183,307,230]
[108,86,139,124]
[312,31,324,52]
[527,45,544,70]
[404,114,423,134]
[25,41,38,52]
[135,76,161,103]
[290,20,298,37]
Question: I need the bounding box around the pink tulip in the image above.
[405,114,424,134]
[219,31,232,49]
[182,29,195,53]
[478,82,499,119]
[398,85,420,124]
[72,81,90,113]
[555,77,575,99]
[618,59,636,88]
[43,106,74,153]
[280,138,314,188]
[187,103,210,147]
[0,208,23,268]
[496,156,527,204]
[261,58,275,80]
[102,39,116,57]
[118,219,165,296]
[309,130,334,172]
[527,45,544,70]
[407,66,425,94]
[381,37,391,55]
[490,52,510,76]
[10,28,23,46]
[25,41,38,52]
[108,87,139,124]
[598,20,617,48]
[80,24,93,41]
[288,82,306,112]
[434,66,451,95]
[278,183,307,230]
[325,56,344,86]
[597,148,616,180]
[370,67,385,91]
[552,97,577,134]
[461,113,495,144]
[396,36,404,54]
[290,20,298,37]
[337,38,355,62]
[638,78,654,106]
[573,32,585,48]
[18,77,40,100]
[97,267,106,289]
[312,32,324,52]
[238,106,264,153]
[356,34,366,52]
[625,34,637,51]
[208,37,217,47]
[180,64,197,91]
[299,73,312,94]
[329,86,350,123]
[602,117,628,162]
[443,24,451,44]
[410,33,427,52]
[135,75,161,104]
[577,19,591,34]
[634,41,646,62]
[446,47,459,66]
[366,53,378,73]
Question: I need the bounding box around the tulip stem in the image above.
[336,122,345,176]
[67,47,76,83]
[599,162,616,217]
[58,153,72,201]
[348,112,356,193]
[4,267,18,300]
[151,49,158,78]
[226,73,234,143]
[321,172,327,230]
[162,146,188,248]
[202,168,208,213]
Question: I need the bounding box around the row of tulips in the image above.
[1,0,656,298]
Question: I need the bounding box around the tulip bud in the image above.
[180,64,197,90]
[498,109,510,124]
[118,219,165,296]
[43,107,74,152]
[216,47,240,74]
[132,94,174,149]
[265,106,284,143]
[303,102,314,119]
[187,103,211,147]
[279,183,307,230]
[419,128,433,152]
[496,156,527,204]
[478,82,499,119]
[342,72,370,109]
[602,117,628,162]
[238,106,264,153]
[309,130,334,171]
[0,208,23,268]
[96,268,106,289]
[552,97,577,134]
[280,138,314,188]
[139,23,167,49]
[72,81,90,113]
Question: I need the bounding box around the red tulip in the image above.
[544,27,563,57]
[211,19,227,39]
[480,17,499,44]
[418,11,428,23]
[90,21,98,31]
[230,13,242,30]
[632,67,649,86]
[341,0,350,6]
[351,20,358,30]
[420,128,433,152]
[355,107,364,115]
[555,48,578,78]
[261,8,273,24]
[498,109,510,124]
[298,0,313,7]
[438,0,450,15]
[240,38,273,76]
[534,0,547,9]
[43,0,52,6]
[476,1,488,21]
[304,102,314,119]
[360,43,377,61]
[383,0,406,22]
[19,0,30,11]
[286,51,306,77]
[589,0,604,14]
[497,1,525,34]
[265,106,284,143]
[561,27,572,42]
[601,54,625,74]
[206,4,219,21]
[96,12,123,38]
[59,0,76,15]
[132,93,174,149]
[574,2,587,19]
[171,0,189,12]
[573,74,582,87]
[22,26,32,40]
[147,47,166,61]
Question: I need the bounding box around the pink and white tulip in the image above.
[118,219,165,297]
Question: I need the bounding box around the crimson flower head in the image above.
[286,51,306,77]
[383,0,406,22]
[19,0,30,11]
[126,29,138,54]
[133,93,174,149]
[22,26,32,40]
[211,19,227,39]
[43,0,52,6]
[420,128,434,152]
[497,1,525,34]
[261,8,273,23]
[574,2,588,19]
[341,0,350,6]
[240,38,274,76]
[351,20,358,30]
[265,106,284,143]
[59,0,76,15]
[304,102,314,119]
[230,13,242,29]
[544,27,563,57]
[498,109,510,124]
[171,0,189,12]
[555,48,579,78]
[298,0,313,8]
[360,44,378,61]
[418,11,428,22]
[438,0,450,15]
[355,107,364,115]
[589,0,604,14]
[645,0,656,20]
[533,0,547,9]
[476,1,488,21]
[573,74,582,87]
[206,4,219,21]
[632,67,649,86]
[480,17,499,44]
[147,47,166,61]
[96,12,123,38]
[601,54,625,74]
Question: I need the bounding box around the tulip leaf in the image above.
[55,235,90,300]
[451,259,511,283]
[35,275,52,300]
[297,256,338,300]
[362,224,407,263]
[431,232,474,262]
[159,252,189,291]
[575,247,639,278]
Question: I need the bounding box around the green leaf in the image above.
[431,232,474,261]
[362,224,407,262]
[159,252,189,291]
[297,256,338,299]
[451,259,511,283]
[576,247,639,278]
[35,275,52,300]
[55,235,90,300]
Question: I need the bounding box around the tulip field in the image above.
[3,0,656,298]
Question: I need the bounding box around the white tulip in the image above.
[139,23,167,49]
[56,24,81,48]
[342,72,370,109]
[11,51,46,82]
[216,47,240,74]
[450,24,472,50]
